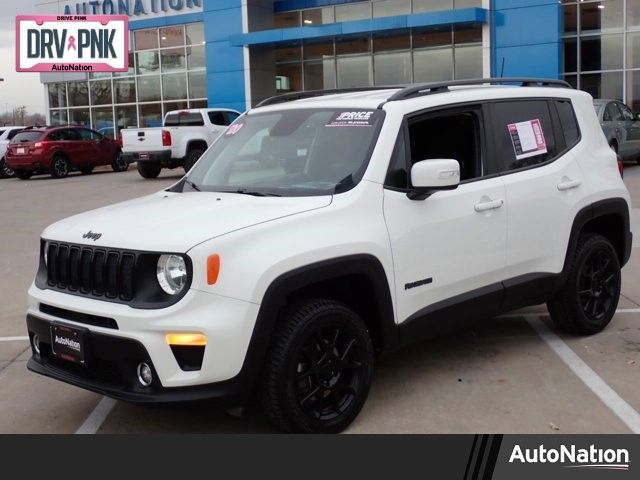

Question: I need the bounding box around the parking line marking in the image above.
[528,316,640,434]
[0,336,29,342]
[500,307,640,319]
[75,396,117,434]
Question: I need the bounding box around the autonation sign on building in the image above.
[62,0,201,16]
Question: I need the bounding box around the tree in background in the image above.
[0,108,46,127]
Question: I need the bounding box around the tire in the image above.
[137,162,161,179]
[80,166,94,175]
[261,299,374,433]
[51,154,70,178]
[548,234,621,335]
[15,170,32,180]
[0,157,14,178]
[111,151,128,172]
[636,157,640,166]
[183,148,204,173]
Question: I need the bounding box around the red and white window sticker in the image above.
[507,119,547,160]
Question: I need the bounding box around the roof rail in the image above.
[385,77,571,103]
[256,85,406,108]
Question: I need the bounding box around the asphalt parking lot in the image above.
[1,165,639,434]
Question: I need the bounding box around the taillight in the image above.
[34,142,45,148]
[162,129,171,146]
[618,159,624,178]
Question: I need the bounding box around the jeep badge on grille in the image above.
[82,231,102,241]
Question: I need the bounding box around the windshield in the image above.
[183,108,385,196]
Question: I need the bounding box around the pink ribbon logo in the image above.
[67,35,77,50]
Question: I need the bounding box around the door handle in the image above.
[557,178,582,191]
[474,198,504,212]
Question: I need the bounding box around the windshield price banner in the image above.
[16,15,128,72]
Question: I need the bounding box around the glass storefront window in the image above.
[564,38,578,73]
[580,0,624,33]
[137,76,161,102]
[274,11,300,28]
[68,82,89,107]
[115,105,137,135]
[187,45,205,69]
[625,70,640,112]
[68,108,90,126]
[189,99,208,109]
[114,52,135,77]
[414,47,454,82]
[580,71,623,99]
[454,44,482,79]
[188,71,207,98]
[564,3,577,34]
[186,23,204,45]
[276,44,302,63]
[304,61,336,90]
[134,28,158,50]
[454,0,482,7]
[163,73,188,100]
[161,47,187,72]
[628,0,640,27]
[91,106,113,131]
[137,51,160,74]
[454,25,482,44]
[302,8,334,25]
[303,41,334,60]
[580,34,624,71]
[335,3,371,22]
[373,34,411,52]
[276,63,302,92]
[163,101,189,116]
[336,56,372,87]
[139,103,162,128]
[114,77,136,104]
[373,0,410,18]
[160,26,184,48]
[412,0,452,13]
[627,31,640,68]
[90,80,112,105]
[48,83,66,108]
[413,28,452,48]
[374,51,412,84]
[50,109,67,125]
[336,36,371,55]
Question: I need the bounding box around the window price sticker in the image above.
[507,119,547,160]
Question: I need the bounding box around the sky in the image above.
[0,1,46,116]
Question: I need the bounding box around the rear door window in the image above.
[7,129,23,140]
[489,100,557,174]
[224,111,240,124]
[164,112,205,126]
[603,102,623,122]
[554,100,580,148]
[208,111,227,126]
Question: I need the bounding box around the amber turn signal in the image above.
[207,254,220,285]
[165,333,207,346]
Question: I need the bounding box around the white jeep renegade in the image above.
[26,78,633,433]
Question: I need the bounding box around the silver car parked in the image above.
[593,99,640,165]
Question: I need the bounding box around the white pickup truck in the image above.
[121,108,241,178]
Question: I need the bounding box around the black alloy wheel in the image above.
[0,157,14,178]
[577,246,619,323]
[51,154,70,178]
[111,151,128,172]
[262,299,374,433]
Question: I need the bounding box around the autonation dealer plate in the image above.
[16,15,128,72]
[50,323,87,365]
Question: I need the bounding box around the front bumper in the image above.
[27,315,245,405]
[26,285,261,403]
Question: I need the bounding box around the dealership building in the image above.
[36,0,640,133]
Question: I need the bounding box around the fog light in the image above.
[32,334,40,355]
[137,362,153,387]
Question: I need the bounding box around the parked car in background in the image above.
[5,126,127,179]
[0,126,26,178]
[593,99,640,164]
[121,108,242,179]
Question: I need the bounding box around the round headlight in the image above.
[156,254,187,295]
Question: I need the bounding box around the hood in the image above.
[42,191,333,252]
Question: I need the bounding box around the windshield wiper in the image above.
[183,178,201,192]
[232,189,281,197]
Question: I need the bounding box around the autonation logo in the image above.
[509,444,630,471]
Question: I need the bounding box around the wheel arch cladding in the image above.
[187,139,208,153]
[239,254,397,394]
[565,198,632,274]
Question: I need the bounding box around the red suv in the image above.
[5,126,127,179]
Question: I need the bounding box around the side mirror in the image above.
[408,159,460,200]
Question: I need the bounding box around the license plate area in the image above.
[138,153,149,160]
[17,147,26,154]
[50,323,87,365]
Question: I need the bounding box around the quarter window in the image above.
[490,100,557,173]
[555,100,580,148]
[604,102,623,122]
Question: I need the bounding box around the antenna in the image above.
[500,58,505,78]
